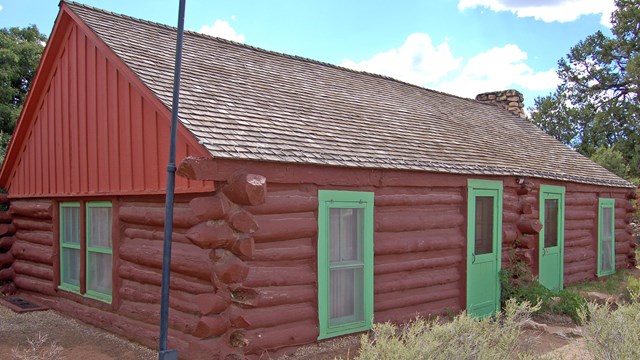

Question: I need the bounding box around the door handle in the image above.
[472,253,476,263]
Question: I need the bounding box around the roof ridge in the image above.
[62,0,479,106]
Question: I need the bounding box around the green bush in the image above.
[352,299,539,360]
[579,299,640,359]
[500,260,586,323]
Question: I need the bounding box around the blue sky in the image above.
[1,0,616,107]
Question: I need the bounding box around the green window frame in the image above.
[60,202,81,292]
[59,201,113,303]
[317,190,374,340]
[597,198,615,277]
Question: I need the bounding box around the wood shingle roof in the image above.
[66,1,633,188]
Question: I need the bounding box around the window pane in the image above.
[475,196,494,255]
[62,207,80,244]
[544,199,558,248]
[88,252,112,295]
[89,206,112,248]
[329,267,363,326]
[62,248,80,286]
[601,207,613,272]
[329,208,363,263]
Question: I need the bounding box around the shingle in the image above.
[65,1,633,188]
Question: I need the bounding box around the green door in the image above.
[539,185,565,292]
[467,180,503,317]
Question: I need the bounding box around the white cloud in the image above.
[438,44,560,98]
[341,33,462,87]
[341,35,559,100]
[458,0,615,27]
[199,20,245,43]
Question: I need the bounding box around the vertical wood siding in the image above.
[6,24,212,198]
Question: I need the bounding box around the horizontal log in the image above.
[241,320,318,354]
[252,238,314,262]
[118,261,214,294]
[0,251,13,268]
[222,172,267,206]
[118,300,199,335]
[252,212,317,243]
[375,297,460,324]
[13,274,55,295]
[615,241,631,254]
[565,219,595,231]
[14,231,53,246]
[123,227,190,244]
[565,195,597,207]
[118,204,199,228]
[0,211,12,223]
[118,279,201,315]
[12,260,53,281]
[192,314,231,338]
[227,303,315,330]
[189,193,231,221]
[374,282,459,312]
[11,241,52,265]
[375,267,460,294]
[565,229,592,242]
[374,251,462,275]
[232,285,315,308]
[185,221,236,250]
[615,230,632,243]
[375,208,464,232]
[564,249,595,263]
[0,236,15,251]
[245,190,317,215]
[375,229,464,255]
[0,224,16,237]
[0,267,15,281]
[244,265,315,287]
[119,237,211,280]
[564,260,593,276]
[0,193,8,204]
[12,218,52,231]
[10,201,52,219]
[565,209,596,221]
[177,157,217,180]
[565,235,592,248]
[375,193,463,207]
[565,272,593,285]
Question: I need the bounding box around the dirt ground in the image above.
[0,302,155,360]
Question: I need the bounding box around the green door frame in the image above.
[539,184,565,292]
[466,179,503,317]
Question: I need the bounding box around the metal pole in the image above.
[159,0,186,359]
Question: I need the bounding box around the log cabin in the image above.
[0,1,636,358]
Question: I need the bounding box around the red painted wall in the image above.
[2,12,213,198]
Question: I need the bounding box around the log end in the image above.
[223,173,267,206]
[177,157,218,181]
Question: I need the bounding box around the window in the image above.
[59,201,113,302]
[317,190,373,339]
[598,198,615,277]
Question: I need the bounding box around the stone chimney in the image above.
[475,89,525,118]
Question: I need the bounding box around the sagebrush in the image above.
[352,299,539,360]
[11,333,63,360]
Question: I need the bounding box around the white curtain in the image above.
[601,208,613,273]
[87,206,112,294]
[329,208,364,326]
[61,207,80,286]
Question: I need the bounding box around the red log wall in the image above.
[6,158,636,359]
